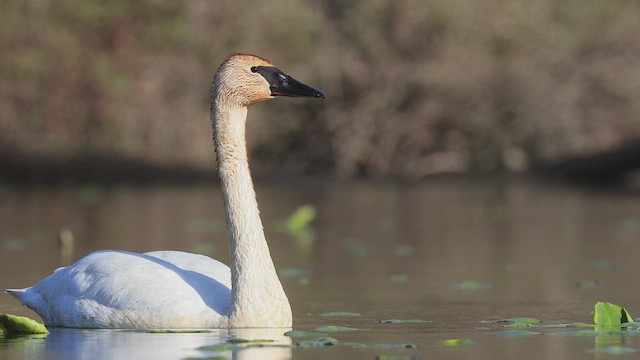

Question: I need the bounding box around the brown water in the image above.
[1,178,640,359]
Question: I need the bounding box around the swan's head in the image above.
[213,54,325,106]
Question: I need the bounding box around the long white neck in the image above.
[211,99,292,328]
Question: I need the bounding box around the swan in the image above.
[4,54,325,328]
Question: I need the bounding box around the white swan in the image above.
[4,54,325,329]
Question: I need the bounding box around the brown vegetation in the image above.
[2,0,640,180]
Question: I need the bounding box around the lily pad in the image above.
[495,330,540,337]
[342,342,418,349]
[377,319,428,324]
[454,281,491,290]
[594,302,633,327]
[314,325,361,332]
[481,317,541,325]
[284,330,327,338]
[0,314,49,335]
[441,338,477,346]
[286,205,317,234]
[320,311,361,317]
[228,338,274,344]
[375,356,420,360]
[296,336,338,347]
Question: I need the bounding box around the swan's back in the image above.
[7,250,231,328]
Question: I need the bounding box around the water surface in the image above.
[1,179,639,359]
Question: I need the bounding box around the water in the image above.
[1,178,640,359]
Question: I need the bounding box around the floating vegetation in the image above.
[369,343,417,349]
[284,330,327,338]
[593,302,633,327]
[589,346,637,355]
[377,319,428,324]
[441,338,477,346]
[296,336,339,347]
[319,311,361,317]
[496,318,542,325]
[285,204,317,235]
[374,356,421,360]
[454,281,491,291]
[495,330,541,337]
[228,338,275,344]
[0,314,49,335]
[314,325,362,332]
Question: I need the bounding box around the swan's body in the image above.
[5,54,324,328]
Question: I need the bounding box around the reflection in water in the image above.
[0,328,292,360]
[1,179,640,359]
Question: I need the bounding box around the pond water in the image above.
[1,178,640,359]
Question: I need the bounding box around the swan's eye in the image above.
[250,66,258,73]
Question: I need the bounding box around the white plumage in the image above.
[7,250,231,328]
[5,54,324,328]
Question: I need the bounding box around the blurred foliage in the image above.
[1,0,640,178]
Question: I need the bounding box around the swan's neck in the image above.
[211,101,292,328]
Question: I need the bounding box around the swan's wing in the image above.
[144,251,231,288]
[8,250,231,328]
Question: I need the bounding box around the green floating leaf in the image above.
[197,344,236,352]
[342,342,417,349]
[228,338,274,344]
[314,325,360,332]
[296,336,338,347]
[481,317,541,325]
[284,330,327,338]
[492,318,541,325]
[286,205,317,234]
[454,281,491,291]
[0,314,49,335]
[375,356,420,360]
[594,302,633,327]
[377,319,428,324]
[589,346,637,355]
[370,343,417,349]
[441,338,477,346]
[495,330,540,337]
[320,311,361,317]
